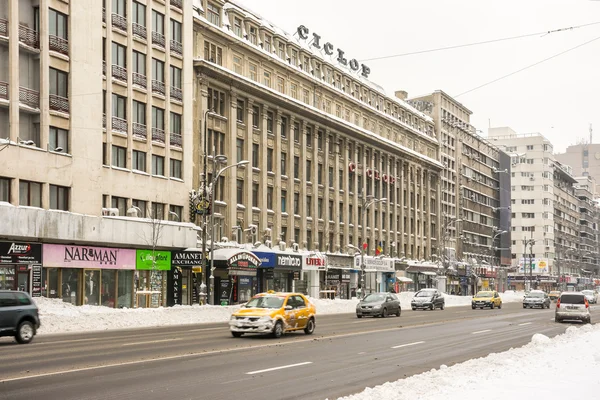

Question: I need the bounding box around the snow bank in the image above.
[337,324,600,399]
[33,291,525,335]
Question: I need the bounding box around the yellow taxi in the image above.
[549,291,561,301]
[471,290,502,310]
[229,291,316,338]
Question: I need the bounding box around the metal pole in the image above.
[201,111,209,305]
[529,240,534,290]
[210,200,215,305]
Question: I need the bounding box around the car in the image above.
[581,290,597,304]
[549,291,561,301]
[0,290,41,344]
[472,291,502,309]
[229,291,316,338]
[356,292,401,318]
[555,292,591,323]
[411,288,445,311]
[523,290,551,309]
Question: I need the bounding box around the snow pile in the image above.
[338,324,600,399]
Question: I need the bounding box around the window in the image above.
[152,106,165,135]
[49,184,69,211]
[132,50,146,75]
[252,143,259,167]
[132,199,147,217]
[207,3,220,26]
[236,179,244,204]
[252,183,259,207]
[249,26,257,44]
[49,68,68,102]
[306,160,312,182]
[132,1,145,26]
[329,167,334,187]
[236,138,244,162]
[19,180,42,207]
[267,187,273,209]
[171,66,182,89]
[236,99,245,122]
[112,0,126,16]
[318,164,323,185]
[294,193,300,214]
[112,196,127,216]
[204,40,223,65]
[152,10,164,37]
[170,159,182,179]
[281,116,287,139]
[111,42,126,67]
[281,152,287,175]
[317,131,323,150]
[290,83,298,99]
[302,89,309,104]
[291,49,298,66]
[233,55,243,74]
[281,190,287,213]
[49,126,68,153]
[169,205,182,221]
[132,100,146,128]
[249,63,257,81]
[277,76,285,93]
[294,157,299,179]
[0,177,9,202]
[264,35,272,52]
[112,145,126,168]
[306,196,312,217]
[171,19,182,43]
[526,145,534,150]
[207,129,225,155]
[132,150,146,171]
[152,155,164,175]
[252,105,259,128]
[207,88,225,116]
[267,148,273,171]
[318,198,323,218]
[233,17,242,37]
[170,112,181,143]
[278,42,286,59]
[151,202,165,219]
[267,111,273,133]
[49,8,67,39]
[152,58,164,83]
[263,70,271,87]
[294,122,300,142]
[306,127,312,147]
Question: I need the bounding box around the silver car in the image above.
[555,292,591,323]
[356,293,401,318]
[523,290,550,309]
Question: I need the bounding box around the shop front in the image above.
[212,248,261,305]
[168,250,204,306]
[0,241,42,293]
[135,250,171,308]
[274,252,304,293]
[356,256,394,294]
[42,244,136,307]
[252,249,276,294]
[303,253,326,298]
[324,254,353,299]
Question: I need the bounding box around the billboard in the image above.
[518,258,549,274]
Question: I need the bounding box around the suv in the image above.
[555,292,591,323]
[0,290,41,344]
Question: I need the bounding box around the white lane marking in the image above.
[472,329,491,334]
[357,352,366,355]
[246,361,312,375]
[33,338,100,346]
[391,341,425,349]
[121,338,182,347]
[518,322,532,326]
[352,320,369,324]
[187,327,225,332]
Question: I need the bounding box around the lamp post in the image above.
[206,157,249,305]
[556,247,574,292]
[522,237,535,290]
[441,215,462,269]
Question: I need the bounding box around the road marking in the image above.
[33,338,100,346]
[187,327,225,332]
[472,329,491,334]
[246,361,312,375]
[358,352,366,355]
[121,338,182,346]
[518,322,532,326]
[391,341,425,349]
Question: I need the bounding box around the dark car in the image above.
[523,290,551,309]
[411,288,445,311]
[0,290,41,344]
[356,293,401,318]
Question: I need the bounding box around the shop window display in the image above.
[101,270,116,307]
[42,268,59,298]
[0,267,15,290]
[61,268,81,305]
[118,270,133,308]
[84,270,100,305]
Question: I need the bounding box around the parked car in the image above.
[411,288,445,311]
[549,290,561,302]
[229,291,316,338]
[581,290,597,304]
[555,292,591,323]
[0,290,40,344]
[471,291,502,309]
[523,290,551,309]
[356,292,401,318]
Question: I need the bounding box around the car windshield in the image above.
[245,296,285,309]
[416,291,435,297]
[560,294,585,305]
[363,294,386,302]
[476,291,493,298]
[528,292,544,298]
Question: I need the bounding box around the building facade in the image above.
[555,139,600,191]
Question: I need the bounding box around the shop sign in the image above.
[253,251,276,268]
[303,254,327,271]
[276,254,302,271]
[31,265,42,297]
[326,270,341,284]
[0,241,42,264]
[326,255,353,270]
[354,256,393,272]
[228,252,261,270]
[167,266,183,306]
[171,250,203,267]
[219,280,231,305]
[43,244,135,269]
[136,250,171,271]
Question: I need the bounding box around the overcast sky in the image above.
[239,0,600,153]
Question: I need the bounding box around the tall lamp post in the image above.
[522,237,535,290]
[556,247,574,292]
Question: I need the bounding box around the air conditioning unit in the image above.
[530,177,535,181]
[279,241,286,251]
[265,240,272,249]
[102,207,119,216]
[292,242,299,252]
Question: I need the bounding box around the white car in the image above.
[581,290,597,304]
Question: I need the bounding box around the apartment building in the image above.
[555,141,600,189]
[0,0,196,306]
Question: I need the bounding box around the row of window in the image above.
[104,145,182,179]
[103,194,182,221]
[0,177,69,211]
[107,92,181,135]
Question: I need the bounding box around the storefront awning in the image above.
[419,271,437,276]
[396,276,413,283]
[211,248,261,269]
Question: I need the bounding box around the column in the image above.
[287,116,296,246]
[226,92,238,236]
[259,106,269,235]
[343,140,350,252]
[312,125,319,251]
[399,162,406,256]
[244,100,254,233]
[333,134,341,252]
[323,132,330,249]
[299,121,307,248]
[352,143,360,247]
[426,170,432,259]
[273,109,282,242]
[8,0,19,142]
[39,0,49,153]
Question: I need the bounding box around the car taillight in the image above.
[585,299,589,308]
[556,299,560,308]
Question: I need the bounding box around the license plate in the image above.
[567,306,577,310]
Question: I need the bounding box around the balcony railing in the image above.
[170,40,182,56]
[132,122,147,139]
[152,31,165,48]
[170,0,183,10]
[152,80,165,96]
[49,35,69,56]
[49,94,69,113]
[111,13,127,32]
[170,86,182,102]
[112,116,127,134]
[0,18,7,37]
[112,64,127,83]
[152,128,165,143]
[102,8,106,23]
[0,81,7,101]
[18,24,39,49]
[132,72,147,88]
[170,133,182,148]
[102,60,106,76]
[103,114,106,129]
[19,87,40,109]
[132,23,147,40]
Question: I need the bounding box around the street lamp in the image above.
[441,216,462,270]
[522,237,535,290]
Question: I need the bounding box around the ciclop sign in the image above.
[348,162,396,185]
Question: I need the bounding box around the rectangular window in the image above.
[267,111,274,133]
[49,185,69,211]
[329,167,334,187]
[111,42,126,67]
[151,202,165,219]
[169,205,182,221]
[294,156,299,179]
[249,26,257,45]
[132,50,146,74]
[170,66,182,89]
[252,143,259,167]
[49,126,68,153]
[294,122,300,142]
[132,199,147,217]
[233,17,242,37]
[49,67,68,98]
[302,89,309,104]
[170,112,181,135]
[318,198,323,218]
[236,179,244,204]
[207,3,220,26]
[263,70,271,87]
[306,127,312,147]
[318,164,323,185]
[152,10,164,36]
[112,145,126,168]
[203,40,223,65]
[236,99,245,123]
[290,83,298,99]
[152,58,164,83]
[49,8,68,39]
[236,138,244,162]
[277,76,285,93]
[280,152,287,175]
[249,63,257,81]
[252,183,259,207]
[152,155,164,176]
[112,0,126,16]
[111,196,127,216]
[281,190,287,213]
[132,150,146,172]
[306,160,312,182]
[306,196,312,217]
[152,106,165,131]
[281,116,287,139]
[132,1,146,26]
[132,100,146,125]
[267,187,273,210]
[170,19,182,43]
[294,193,300,214]
[19,180,42,207]
[264,35,272,52]
[0,177,10,202]
[207,88,226,116]
[170,159,182,179]
[267,148,273,171]
[233,54,243,74]
[252,105,260,128]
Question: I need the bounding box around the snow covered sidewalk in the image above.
[337,323,600,399]
[34,291,525,335]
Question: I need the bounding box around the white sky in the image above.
[238,0,600,153]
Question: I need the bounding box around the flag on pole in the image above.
[376,241,383,256]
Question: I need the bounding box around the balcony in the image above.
[170,0,183,10]
[112,116,127,134]
[111,13,127,32]
[170,40,182,56]
[152,31,165,48]
[19,87,40,109]
[103,114,106,129]
[0,18,7,37]
[170,133,182,148]
[152,80,165,96]
[132,72,147,88]
[170,86,182,102]
[152,128,165,143]
[132,122,147,139]
[49,35,69,56]
[132,23,147,40]
[0,81,7,101]
[102,61,106,76]
[102,8,105,23]
[18,24,39,49]
[112,64,127,83]
[49,94,69,113]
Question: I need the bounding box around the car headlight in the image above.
[259,316,272,322]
